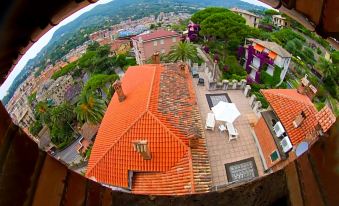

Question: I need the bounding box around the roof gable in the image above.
[87,65,156,172]
[87,111,189,188]
[261,89,318,145]
[86,64,212,194]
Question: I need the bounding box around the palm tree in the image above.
[35,101,50,124]
[168,42,198,63]
[74,93,107,124]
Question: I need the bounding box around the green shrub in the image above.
[315,102,325,111]
[29,120,43,136]
[252,91,269,109]
[317,48,322,55]
[222,55,247,80]
[260,71,273,85]
[251,83,267,93]
[272,66,282,86]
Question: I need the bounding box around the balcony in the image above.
[251,56,260,69]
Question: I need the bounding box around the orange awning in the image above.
[254,44,264,52]
[268,51,277,59]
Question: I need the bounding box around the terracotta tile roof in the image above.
[131,29,179,42]
[86,64,211,195]
[316,105,336,132]
[261,89,318,145]
[110,39,130,51]
[247,38,292,58]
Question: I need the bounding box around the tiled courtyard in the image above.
[192,72,264,187]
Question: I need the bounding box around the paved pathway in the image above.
[196,46,221,81]
[55,137,82,164]
[115,67,125,79]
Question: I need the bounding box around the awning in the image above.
[268,51,277,59]
[254,44,264,52]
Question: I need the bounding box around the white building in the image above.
[272,15,290,28]
[230,8,261,28]
[244,38,292,83]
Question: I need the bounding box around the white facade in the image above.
[272,15,290,28]
[244,38,292,83]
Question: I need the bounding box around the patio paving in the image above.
[192,72,264,187]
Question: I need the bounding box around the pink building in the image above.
[131,29,180,65]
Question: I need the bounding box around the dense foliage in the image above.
[82,74,119,96]
[271,28,305,45]
[168,42,199,62]
[29,120,43,136]
[49,103,76,146]
[74,93,107,124]
[222,55,247,81]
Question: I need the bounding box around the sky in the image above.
[0,0,112,99]
[241,0,273,8]
[0,0,272,100]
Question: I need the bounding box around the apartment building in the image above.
[243,38,292,83]
[131,29,180,65]
[272,15,290,28]
[230,8,261,28]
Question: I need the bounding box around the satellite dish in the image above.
[296,141,309,157]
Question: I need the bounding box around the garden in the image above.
[189,7,338,113]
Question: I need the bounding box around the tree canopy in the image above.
[191,7,229,24]
[82,74,119,96]
[271,28,305,45]
[199,10,246,40]
[264,9,279,16]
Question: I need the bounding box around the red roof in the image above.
[316,105,336,132]
[261,89,319,145]
[131,29,179,42]
[86,64,211,195]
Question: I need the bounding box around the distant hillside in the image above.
[1,0,265,105]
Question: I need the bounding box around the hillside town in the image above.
[4,7,338,194]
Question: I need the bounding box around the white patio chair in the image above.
[218,124,226,133]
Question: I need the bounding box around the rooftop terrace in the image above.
[192,71,265,188]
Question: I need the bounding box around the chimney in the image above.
[293,111,306,128]
[179,62,186,71]
[297,75,309,95]
[188,135,198,149]
[112,80,126,102]
[151,52,160,64]
[133,140,151,160]
[307,84,317,100]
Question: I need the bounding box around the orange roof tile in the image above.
[254,44,264,52]
[316,105,336,132]
[86,64,211,195]
[131,29,179,42]
[261,89,318,145]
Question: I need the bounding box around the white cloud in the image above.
[0,0,112,99]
